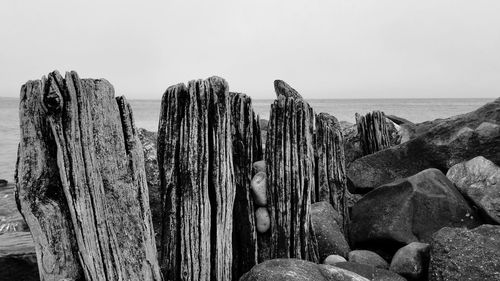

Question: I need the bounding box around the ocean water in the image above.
[0,97,493,182]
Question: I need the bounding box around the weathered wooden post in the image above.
[314,113,349,232]
[265,80,318,262]
[157,77,235,281]
[16,71,161,280]
[229,92,263,280]
[355,110,391,155]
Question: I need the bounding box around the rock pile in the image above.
[6,72,500,281]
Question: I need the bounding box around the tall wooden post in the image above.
[16,71,161,280]
[314,113,349,232]
[265,80,318,262]
[157,77,235,281]
[229,92,263,279]
[355,110,391,155]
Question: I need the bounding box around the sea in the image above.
[0,97,493,182]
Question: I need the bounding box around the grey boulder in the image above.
[447,156,500,223]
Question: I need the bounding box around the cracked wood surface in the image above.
[16,71,161,281]
[265,93,318,262]
[314,113,349,233]
[229,92,262,280]
[158,77,235,281]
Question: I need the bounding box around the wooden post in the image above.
[265,80,318,262]
[157,77,235,281]
[229,92,262,280]
[16,71,161,280]
[355,110,391,155]
[314,113,349,233]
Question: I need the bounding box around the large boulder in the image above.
[347,97,500,193]
[335,262,406,281]
[0,232,39,281]
[311,202,350,260]
[349,168,481,257]
[389,242,430,281]
[0,183,29,234]
[429,225,500,281]
[137,129,161,243]
[446,156,500,223]
[239,258,369,281]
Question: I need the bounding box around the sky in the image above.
[0,0,499,99]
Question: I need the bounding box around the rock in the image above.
[347,97,500,193]
[0,232,39,281]
[446,156,500,223]
[273,80,303,99]
[324,255,347,265]
[239,258,369,281]
[319,265,371,281]
[0,183,29,234]
[255,207,270,233]
[251,172,268,206]
[350,169,481,257]
[335,262,406,281]
[252,160,266,175]
[429,224,500,281]
[0,179,7,187]
[348,250,388,269]
[311,202,350,260]
[137,128,162,243]
[389,242,430,281]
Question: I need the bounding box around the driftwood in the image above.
[314,113,349,232]
[265,87,318,262]
[157,77,235,281]
[229,92,262,279]
[355,110,391,155]
[16,71,161,280]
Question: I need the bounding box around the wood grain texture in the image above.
[265,94,318,262]
[157,77,235,281]
[229,92,261,280]
[314,113,349,233]
[355,111,391,155]
[16,71,161,281]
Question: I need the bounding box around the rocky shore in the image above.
[1,73,499,281]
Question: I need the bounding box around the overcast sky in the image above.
[1,0,499,99]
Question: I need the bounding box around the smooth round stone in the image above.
[251,172,267,206]
[323,255,347,265]
[255,207,270,233]
[348,250,389,269]
[252,160,266,175]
